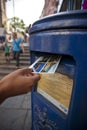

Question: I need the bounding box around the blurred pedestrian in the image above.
[0,25,6,44]
[11,32,24,68]
[4,41,11,63]
[82,0,87,9]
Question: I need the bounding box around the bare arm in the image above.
[0,68,40,104]
[20,41,25,53]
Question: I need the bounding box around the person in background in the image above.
[82,0,87,9]
[23,24,31,44]
[0,25,6,44]
[11,32,24,68]
[0,24,10,46]
[4,41,11,63]
[0,68,40,104]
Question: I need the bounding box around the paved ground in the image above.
[0,93,32,130]
[0,43,31,130]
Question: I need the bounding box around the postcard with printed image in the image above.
[29,55,62,73]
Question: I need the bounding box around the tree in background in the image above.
[8,17,26,33]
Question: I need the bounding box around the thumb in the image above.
[32,74,40,81]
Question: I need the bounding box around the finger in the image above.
[19,68,33,75]
[28,74,40,87]
[32,73,40,81]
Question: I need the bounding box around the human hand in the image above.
[0,68,40,101]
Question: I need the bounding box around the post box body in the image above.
[29,10,87,130]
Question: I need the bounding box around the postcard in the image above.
[29,55,62,73]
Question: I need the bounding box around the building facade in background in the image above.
[40,0,82,18]
[0,0,84,27]
[0,0,7,27]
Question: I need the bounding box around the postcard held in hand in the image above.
[29,55,61,73]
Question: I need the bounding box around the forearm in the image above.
[0,77,16,104]
[0,80,6,104]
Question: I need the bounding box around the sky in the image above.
[6,0,44,26]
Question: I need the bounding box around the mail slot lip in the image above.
[29,10,87,34]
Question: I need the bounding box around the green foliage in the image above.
[8,17,26,33]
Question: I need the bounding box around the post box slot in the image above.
[36,54,76,114]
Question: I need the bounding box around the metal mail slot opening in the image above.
[36,55,76,114]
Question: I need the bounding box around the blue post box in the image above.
[29,10,87,130]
